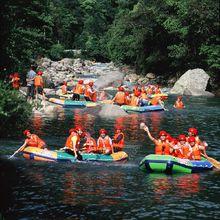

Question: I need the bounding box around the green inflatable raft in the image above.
[22,147,128,162]
[139,154,213,174]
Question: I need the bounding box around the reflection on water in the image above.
[0,96,220,219]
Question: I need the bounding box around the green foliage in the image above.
[0,0,219,78]
[0,81,32,136]
[49,43,65,60]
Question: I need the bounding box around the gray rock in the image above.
[98,104,128,118]
[60,58,73,66]
[183,88,214,97]
[146,73,156,79]
[170,68,214,96]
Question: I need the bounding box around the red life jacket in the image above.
[97,136,112,153]
[26,134,46,148]
[113,132,125,150]
[65,133,80,150]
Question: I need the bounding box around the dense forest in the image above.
[0,0,219,77]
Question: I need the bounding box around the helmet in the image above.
[188,128,198,136]
[159,130,167,137]
[23,129,30,135]
[14,72,19,77]
[74,126,84,132]
[178,134,186,141]
[188,136,196,143]
[69,128,76,134]
[78,80,84,84]
[172,138,178,145]
[37,71,43,75]
[134,91,141,97]
[125,91,130,96]
[89,81,94,86]
[118,86,124,91]
[99,129,107,135]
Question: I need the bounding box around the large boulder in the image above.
[98,104,128,118]
[146,73,156,79]
[170,69,214,96]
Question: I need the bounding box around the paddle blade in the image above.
[207,157,220,169]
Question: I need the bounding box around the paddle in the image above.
[201,153,220,169]
[9,145,24,159]
[140,122,148,131]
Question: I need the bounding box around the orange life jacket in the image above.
[74,83,84,94]
[113,92,125,105]
[113,132,125,150]
[141,92,147,99]
[125,96,131,105]
[150,97,160,106]
[65,133,80,150]
[26,134,46,148]
[84,137,97,153]
[34,76,43,87]
[97,136,112,153]
[181,144,191,159]
[174,101,184,109]
[129,96,139,106]
[154,140,170,155]
[12,77,20,89]
[61,85,67,94]
[191,145,201,160]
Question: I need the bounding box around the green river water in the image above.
[0,96,220,219]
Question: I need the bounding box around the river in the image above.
[0,96,220,219]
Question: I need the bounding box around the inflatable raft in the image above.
[121,105,164,112]
[139,154,213,174]
[22,147,128,162]
[49,98,97,107]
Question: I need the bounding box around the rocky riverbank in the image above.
[36,57,219,96]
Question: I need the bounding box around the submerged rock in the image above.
[170,68,214,96]
[98,104,128,118]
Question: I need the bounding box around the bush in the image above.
[0,81,32,137]
[49,43,65,60]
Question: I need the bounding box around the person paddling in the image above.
[61,126,83,160]
[97,129,114,155]
[188,137,207,160]
[21,130,46,151]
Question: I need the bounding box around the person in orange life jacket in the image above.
[11,72,20,89]
[177,134,192,159]
[97,129,114,155]
[129,91,141,106]
[112,127,125,152]
[143,126,170,155]
[133,85,139,94]
[18,130,47,152]
[81,132,97,153]
[72,80,84,101]
[112,86,125,106]
[61,81,68,95]
[155,85,162,94]
[61,126,84,160]
[34,71,44,95]
[84,81,97,102]
[173,96,185,109]
[124,91,131,105]
[188,136,207,160]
